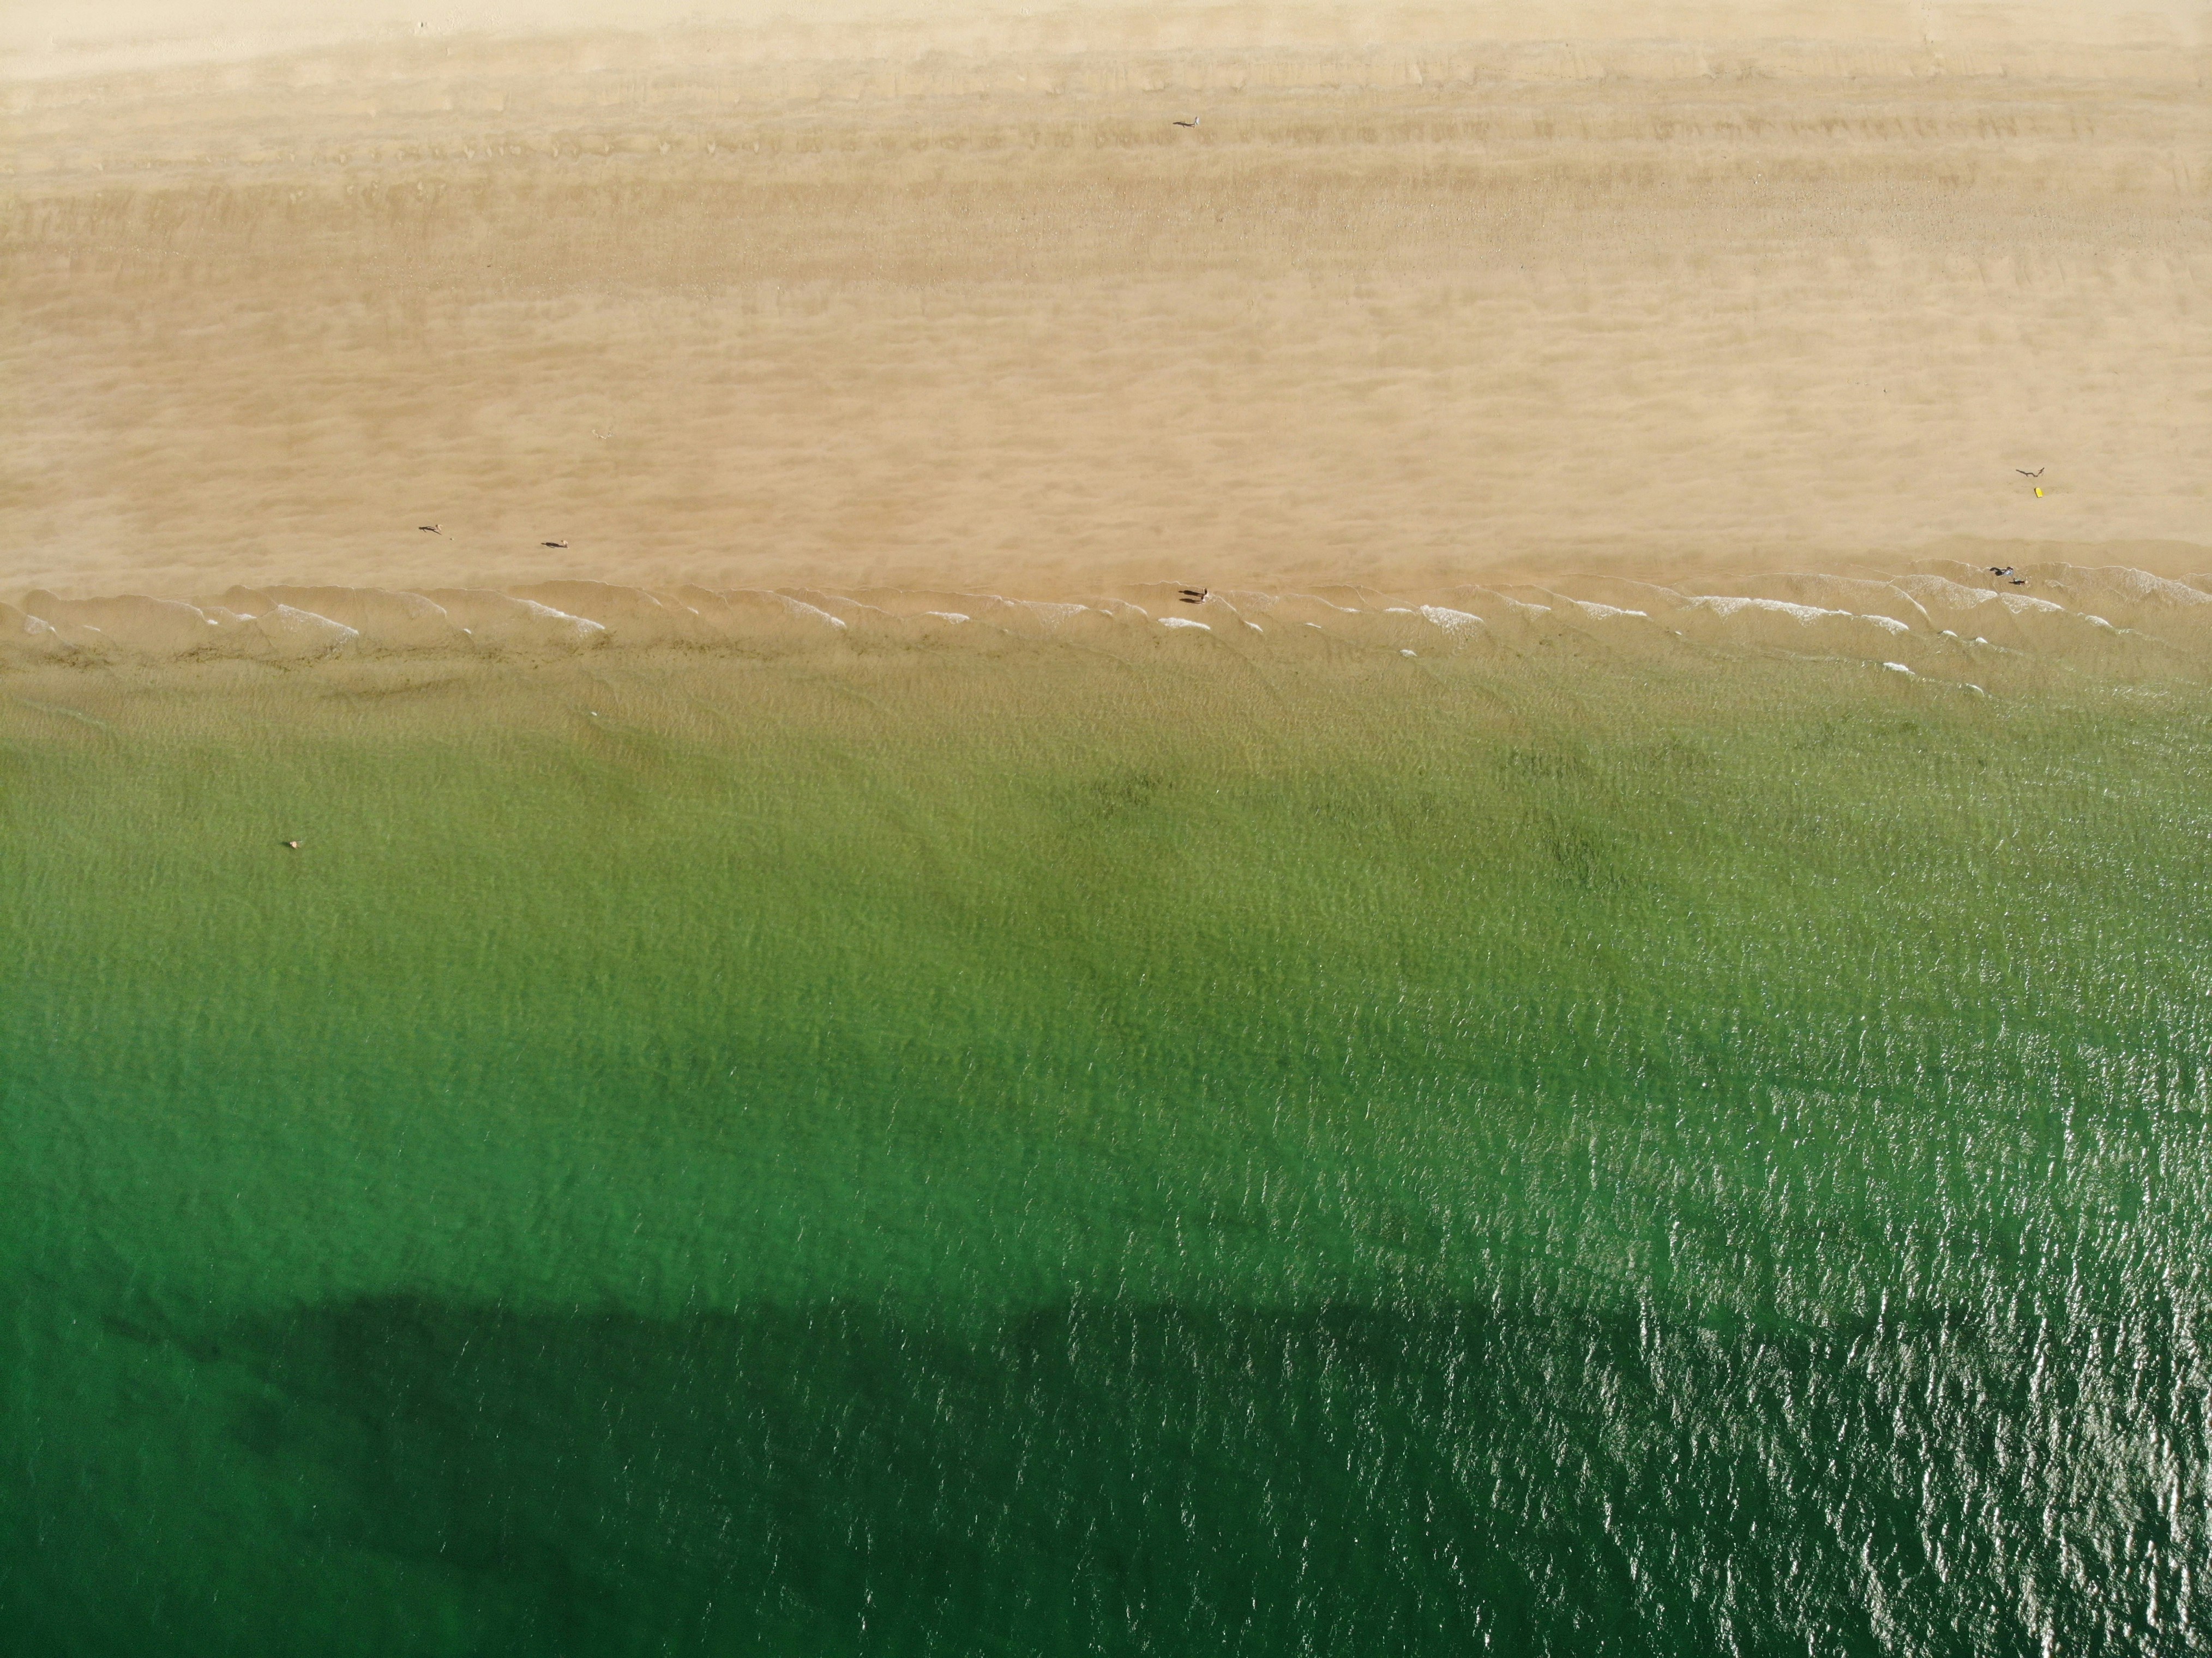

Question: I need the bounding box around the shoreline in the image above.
[8,557,2211,687]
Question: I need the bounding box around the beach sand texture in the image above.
[5,1,2208,602]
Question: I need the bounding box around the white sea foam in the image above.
[1418,605,1486,636]
[1691,596,1848,624]
[1895,575,2067,621]
[253,605,359,657]
[768,595,846,630]
[987,599,1090,630]
[8,567,2204,680]
[423,589,610,650]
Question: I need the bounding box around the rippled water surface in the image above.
[4,649,2208,1655]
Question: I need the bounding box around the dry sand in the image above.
[4,2,2208,603]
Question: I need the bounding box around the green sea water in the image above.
[4,648,2208,1655]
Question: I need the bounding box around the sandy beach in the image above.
[5,2,2207,607]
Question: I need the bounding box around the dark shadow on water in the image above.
[59,1289,2202,1657]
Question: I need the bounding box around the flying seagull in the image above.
[1173,117,1200,128]
[1989,566,2013,578]
[2016,468,2044,478]
[542,540,569,548]
[418,524,442,533]
[1179,587,1207,603]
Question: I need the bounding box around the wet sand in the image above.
[5,3,2207,605]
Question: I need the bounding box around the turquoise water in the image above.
[4,651,2208,1654]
